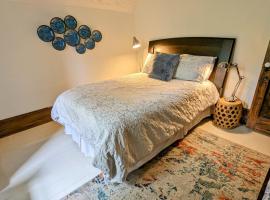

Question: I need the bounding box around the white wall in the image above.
[134,0,270,108]
[0,0,137,119]
[1,0,269,119]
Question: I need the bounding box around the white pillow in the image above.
[174,54,216,82]
[142,53,155,73]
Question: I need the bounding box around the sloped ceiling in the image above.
[9,0,137,13]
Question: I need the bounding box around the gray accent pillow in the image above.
[174,54,217,82]
[149,52,180,81]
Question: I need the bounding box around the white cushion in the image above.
[142,53,155,73]
[174,54,216,82]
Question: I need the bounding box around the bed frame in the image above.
[148,37,236,95]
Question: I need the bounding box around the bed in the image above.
[52,37,235,183]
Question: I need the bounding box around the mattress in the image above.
[52,73,219,182]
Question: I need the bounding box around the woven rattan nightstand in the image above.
[213,97,243,129]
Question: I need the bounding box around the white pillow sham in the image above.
[142,53,155,73]
[174,54,216,82]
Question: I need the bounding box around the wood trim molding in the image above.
[0,107,52,138]
[247,41,270,134]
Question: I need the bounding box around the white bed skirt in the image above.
[64,107,212,166]
[65,126,96,158]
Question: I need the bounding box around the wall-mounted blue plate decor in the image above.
[37,15,102,54]
[37,25,55,42]
[50,17,65,34]
[92,30,102,42]
[78,25,91,39]
[64,15,77,29]
[64,30,80,46]
[85,38,95,50]
[76,43,86,54]
[52,37,66,51]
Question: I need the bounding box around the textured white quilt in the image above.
[52,73,219,182]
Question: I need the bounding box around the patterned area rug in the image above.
[63,129,270,200]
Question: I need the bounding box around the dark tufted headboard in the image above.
[148,37,236,95]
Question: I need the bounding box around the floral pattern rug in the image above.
[63,129,270,200]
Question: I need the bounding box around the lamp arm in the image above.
[225,63,245,102]
[233,63,242,79]
[230,78,243,101]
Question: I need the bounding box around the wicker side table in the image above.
[213,97,243,129]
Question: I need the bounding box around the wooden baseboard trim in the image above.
[0,107,52,138]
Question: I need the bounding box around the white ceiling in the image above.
[9,0,137,13]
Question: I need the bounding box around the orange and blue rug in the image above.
[64,129,270,200]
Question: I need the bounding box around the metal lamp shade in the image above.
[132,37,141,49]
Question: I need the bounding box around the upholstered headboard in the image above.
[148,37,236,95]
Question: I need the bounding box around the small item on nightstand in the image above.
[213,97,243,129]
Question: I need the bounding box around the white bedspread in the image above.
[51,73,219,182]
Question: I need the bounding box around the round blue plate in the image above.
[52,37,66,51]
[85,38,95,49]
[64,30,80,47]
[64,15,77,29]
[92,30,102,42]
[37,25,55,42]
[50,17,65,34]
[78,25,91,39]
[76,44,86,54]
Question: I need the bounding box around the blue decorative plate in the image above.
[37,25,55,42]
[76,44,86,54]
[64,15,77,29]
[52,37,66,51]
[92,30,102,42]
[50,17,65,34]
[85,38,95,49]
[64,30,80,47]
[78,25,91,39]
